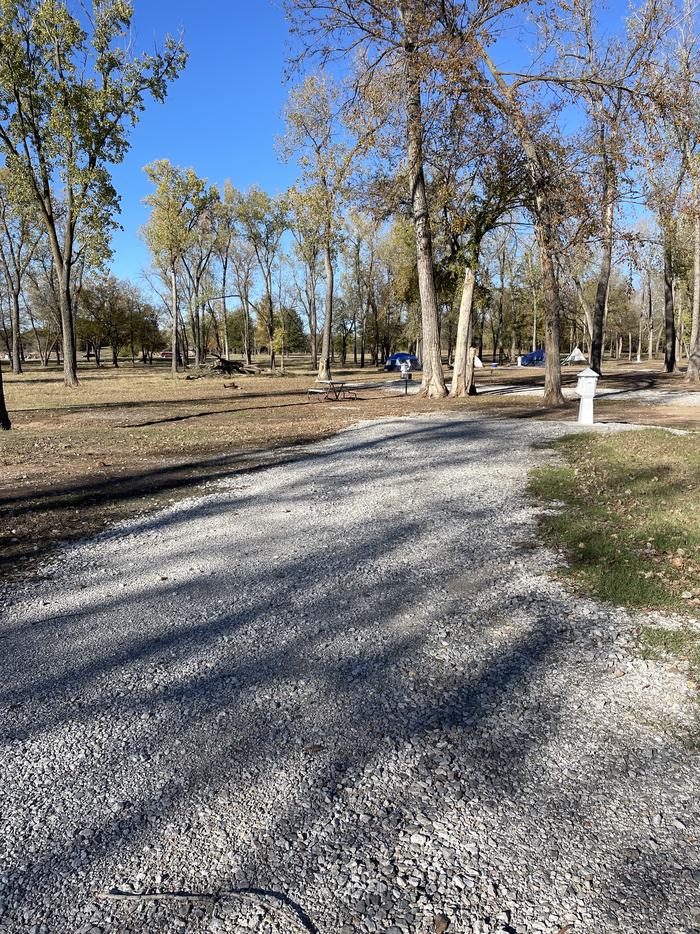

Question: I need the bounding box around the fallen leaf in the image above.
[434,913,450,933]
[303,744,324,754]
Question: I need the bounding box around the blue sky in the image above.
[110,0,637,286]
[110,0,297,282]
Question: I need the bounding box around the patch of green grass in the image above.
[641,625,700,682]
[530,429,700,612]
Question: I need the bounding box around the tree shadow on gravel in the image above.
[0,415,695,933]
[0,415,487,588]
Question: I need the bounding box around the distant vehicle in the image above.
[160,350,173,359]
[520,348,545,366]
[384,352,422,372]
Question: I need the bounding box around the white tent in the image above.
[562,346,587,365]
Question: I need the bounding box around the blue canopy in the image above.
[387,352,419,362]
[384,352,421,372]
[521,348,545,366]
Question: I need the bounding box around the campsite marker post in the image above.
[575,367,599,425]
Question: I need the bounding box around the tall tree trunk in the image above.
[637,296,643,363]
[477,42,563,404]
[243,295,251,364]
[402,8,447,399]
[221,257,230,361]
[309,271,318,370]
[318,241,333,381]
[688,207,700,382]
[0,358,9,429]
[534,217,565,404]
[267,302,276,370]
[170,267,178,376]
[663,229,676,373]
[360,308,366,368]
[58,270,78,387]
[43,213,78,386]
[10,289,21,374]
[280,314,286,375]
[450,259,477,398]
[590,198,614,375]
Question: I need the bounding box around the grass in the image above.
[640,625,700,682]
[531,429,700,694]
[530,429,700,612]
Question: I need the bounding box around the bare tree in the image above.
[284,0,448,396]
[236,187,288,370]
[0,170,43,373]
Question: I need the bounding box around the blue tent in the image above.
[384,352,422,371]
[520,348,545,366]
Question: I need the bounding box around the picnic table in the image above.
[307,379,359,401]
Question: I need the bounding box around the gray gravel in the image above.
[1,412,698,934]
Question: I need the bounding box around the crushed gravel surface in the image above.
[0,413,698,934]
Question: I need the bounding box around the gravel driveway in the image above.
[1,413,697,934]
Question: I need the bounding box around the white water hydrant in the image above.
[575,367,599,425]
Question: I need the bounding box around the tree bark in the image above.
[534,218,565,404]
[45,214,79,386]
[402,8,447,399]
[9,288,21,374]
[590,198,614,375]
[318,240,333,381]
[309,268,318,370]
[663,229,676,373]
[243,299,251,364]
[688,207,700,381]
[10,289,22,373]
[58,267,78,386]
[450,263,477,397]
[170,267,178,376]
[0,357,10,429]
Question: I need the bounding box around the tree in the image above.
[345,210,380,367]
[143,161,211,374]
[468,42,568,405]
[284,0,448,397]
[0,356,9,429]
[638,111,685,374]
[214,180,238,361]
[228,234,257,365]
[236,187,288,369]
[542,0,663,375]
[79,276,131,366]
[283,72,381,380]
[646,3,700,380]
[289,186,323,369]
[0,0,186,386]
[426,96,526,397]
[399,1,448,397]
[0,168,43,373]
[25,242,62,365]
[181,184,219,366]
